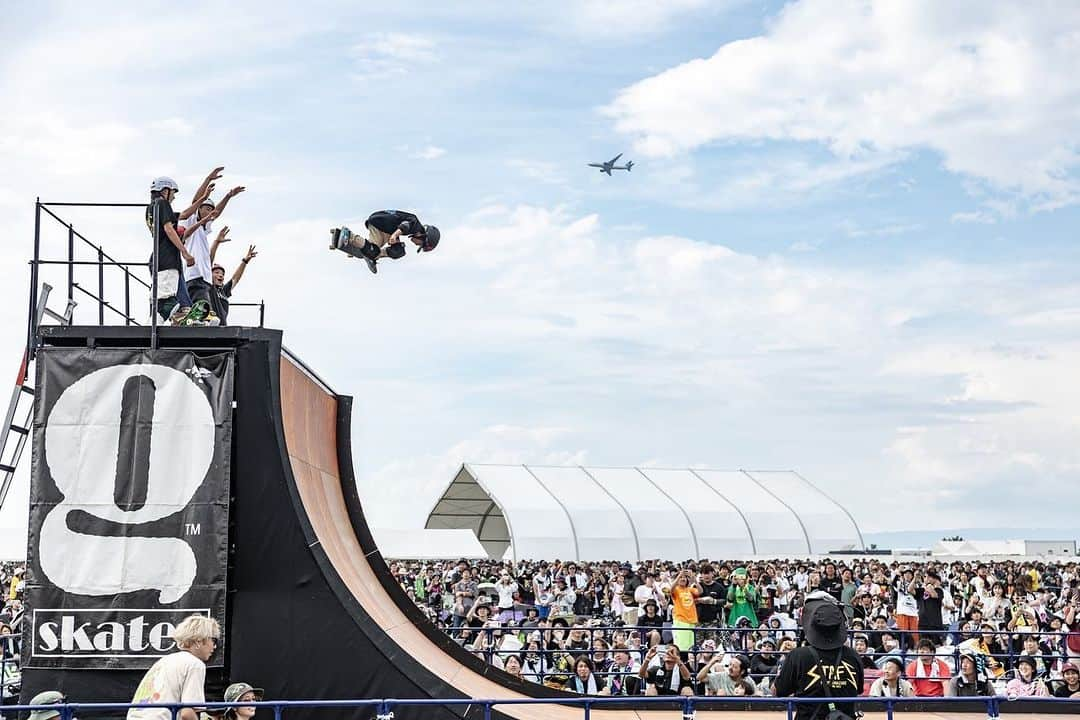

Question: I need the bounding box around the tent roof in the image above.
[426,465,864,561]
[372,527,489,559]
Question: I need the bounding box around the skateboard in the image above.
[176,299,211,326]
[330,226,356,251]
[330,226,379,273]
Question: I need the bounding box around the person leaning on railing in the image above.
[868,657,914,697]
[945,648,994,697]
[568,655,609,695]
[606,644,640,696]
[1006,655,1049,697]
[1054,661,1080,698]
[640,645,694,696]
[218,683,263,720]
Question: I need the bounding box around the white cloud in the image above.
[507,159,568,185]
[567,0,715,36]
[351,33,436,80]
[150,118,195,136]
[838,219,921,239]
[951,210,997,225]
[605,0,1080,208]
[410,145,447,161]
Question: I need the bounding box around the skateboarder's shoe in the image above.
[366,257,378,274]
[330,228,341,250]
[359,240,381,261]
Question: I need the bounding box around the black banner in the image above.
[24,349,233,670]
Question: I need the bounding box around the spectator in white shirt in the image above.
[495,571,519,622]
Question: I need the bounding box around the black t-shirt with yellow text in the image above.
[774,645,863,720]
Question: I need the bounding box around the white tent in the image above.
[425,464,864,561]
[372,527,489,559]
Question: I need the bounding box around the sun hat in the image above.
[802,591,847,650]
[28,691,66,720]
[224,683,264,704]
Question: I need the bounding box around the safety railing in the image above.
[450,623,1078,692]
[2,693,1077,720]
[28,199,266,354]
[0,631,17,704]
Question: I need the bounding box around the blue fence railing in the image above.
[3,695,1077,720]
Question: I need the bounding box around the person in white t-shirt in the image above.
[495,571,519,622]
[181,185,243,324]
[127,615,220,720]
[633,575,663,618]
[893,568,920,649]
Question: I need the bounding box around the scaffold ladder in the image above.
[0,283,75,510]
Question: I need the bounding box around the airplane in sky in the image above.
[588,153,634,175]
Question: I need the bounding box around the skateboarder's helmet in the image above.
[419,225,440,252]
[150,176,179,192]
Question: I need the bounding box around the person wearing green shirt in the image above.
[727,568,759,627]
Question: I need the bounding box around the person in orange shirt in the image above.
[670,569,702,655]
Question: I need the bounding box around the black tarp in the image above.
[25,349,233,673]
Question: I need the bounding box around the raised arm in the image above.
[212,186,245,217]
[639,647,656,680]
[230,245,257,288]
[696,655,719,682]
[210,226,231,263]
[191,166,224,206]
[178,183,215,220]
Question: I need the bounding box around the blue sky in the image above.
[2,0,1080,553]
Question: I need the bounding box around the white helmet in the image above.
[150,176,179,192]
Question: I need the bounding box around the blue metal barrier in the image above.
[2,694,1077,720]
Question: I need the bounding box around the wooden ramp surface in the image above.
[278,353,1060,720]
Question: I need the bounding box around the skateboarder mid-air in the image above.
[330,210,440,273]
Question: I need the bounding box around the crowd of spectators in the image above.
[390,556,1080,699]
[0,562,25,705]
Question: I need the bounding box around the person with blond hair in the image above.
[128,615,220,720]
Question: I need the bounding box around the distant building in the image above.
[930,539,1076,557]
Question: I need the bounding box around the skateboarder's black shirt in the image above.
[146,196,181,272]
[214,279,234,325]
[366,210,422,236]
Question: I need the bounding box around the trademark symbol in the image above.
[184,523,201,536]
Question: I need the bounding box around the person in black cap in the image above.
[773,591,863,720]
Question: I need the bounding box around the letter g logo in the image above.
[40,363,215,604]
